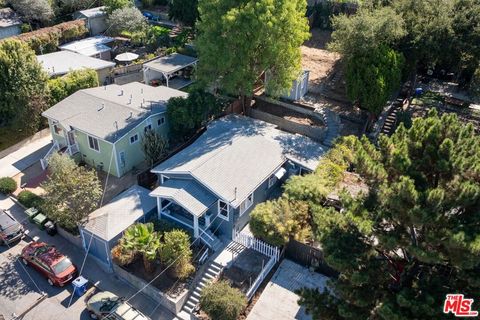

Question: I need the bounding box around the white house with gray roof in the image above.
[41,82,187,177]
[37,51,115,84]
[150,115,328,248]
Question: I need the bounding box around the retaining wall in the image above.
[112,263,189,314]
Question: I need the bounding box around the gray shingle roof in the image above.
[143,53,198,74]
[82,185,156,241]
[152,115,328,207]
[150,179,217,217]
[59,35,114,56]
[42,82,188,142]
[37,51,115,77]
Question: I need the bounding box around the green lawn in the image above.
[0,125,31,152]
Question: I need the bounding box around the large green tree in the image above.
[196,0,310,110]
[345,45,404,116]
[42,154,102,232]
[298,110,480,319]
[48,69,99,105]
[0,39,49,129]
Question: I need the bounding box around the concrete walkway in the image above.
[247,259,329,320]
[0,133,52,178]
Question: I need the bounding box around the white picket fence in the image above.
[233,230,280,262]
[233,230,280,300]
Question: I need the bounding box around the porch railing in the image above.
[67,143,79,156]
[40,141,59,170]
[246,256,276,300]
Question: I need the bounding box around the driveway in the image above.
[247,259,329,320]
[0,134,52,178]
[0,195,176,320]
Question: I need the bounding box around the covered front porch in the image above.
[150,179,222,250]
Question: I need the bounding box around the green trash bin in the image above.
[25,207,39,222]
[33,213,48,229]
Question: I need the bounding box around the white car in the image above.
[86,291,150,320]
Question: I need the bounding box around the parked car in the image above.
[0,209,24,245]
[21,242,77,286]
[86,291,151,320]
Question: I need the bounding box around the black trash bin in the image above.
[44,221,57,236]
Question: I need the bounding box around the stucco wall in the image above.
[75,130,118,176]
[114,112,168,176]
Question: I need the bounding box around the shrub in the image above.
[17,190,43,208]
[200,280,247,320]
[111,240,136,266]
[0,177,17,194]
[14,20,88,54]
[167,88,227,141]
[159,229,195,279]
[250,198,311,247]
[106,7,147,36]
[48,69,99,104]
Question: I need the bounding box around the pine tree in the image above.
[298,110,480,319]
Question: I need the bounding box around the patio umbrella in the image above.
[115,52,139,62]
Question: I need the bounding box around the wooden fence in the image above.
[285,239,338,277]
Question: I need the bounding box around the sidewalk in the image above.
[0,131,52,178]
[0,195,176,320]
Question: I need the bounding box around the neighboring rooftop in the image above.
[83,185,156,241]
[144,53,198,75]
[77,6,107,18]
[59,35,114,56]
[37,51,115,77]
[42,82,188,142]
[152,115,328,207]
[0,8,22,28]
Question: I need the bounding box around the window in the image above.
[157,117,165,126]
[268,175,277,188]
[144,124,152,133]
[130,134,139,144]
[239,193,254,215]
[88,135,100,152]
[53,124,63,135]
[218,200,229,221]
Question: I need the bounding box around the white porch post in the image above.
[157,197,162,219]
[193,215,199,238]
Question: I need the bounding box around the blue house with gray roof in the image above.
[149,115,328,249]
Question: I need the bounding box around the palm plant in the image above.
[121,223,160,273]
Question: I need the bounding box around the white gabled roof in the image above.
[37,51,115,76]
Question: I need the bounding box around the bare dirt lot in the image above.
[301,29,341,95]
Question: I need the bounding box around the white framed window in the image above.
[157,117,165,126]
[88,135,100,152]
[239,193,254,215]
[130,134,139,144]
[218,200,229,221]
[144,124,152,133]
[268,175,276,188]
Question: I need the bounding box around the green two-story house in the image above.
[41,82,187,177]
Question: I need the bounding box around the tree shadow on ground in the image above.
[0,253,36,300]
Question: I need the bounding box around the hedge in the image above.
[17,190,43,208]
[12,20,88,54]
[0,177,17,194]
[200,280,247,320]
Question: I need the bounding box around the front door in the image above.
[67,131,76,146]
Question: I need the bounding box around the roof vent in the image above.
[126,112,133,120]
[120,89,124,96]
[141,88,144,94]
[98,103,105,111]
